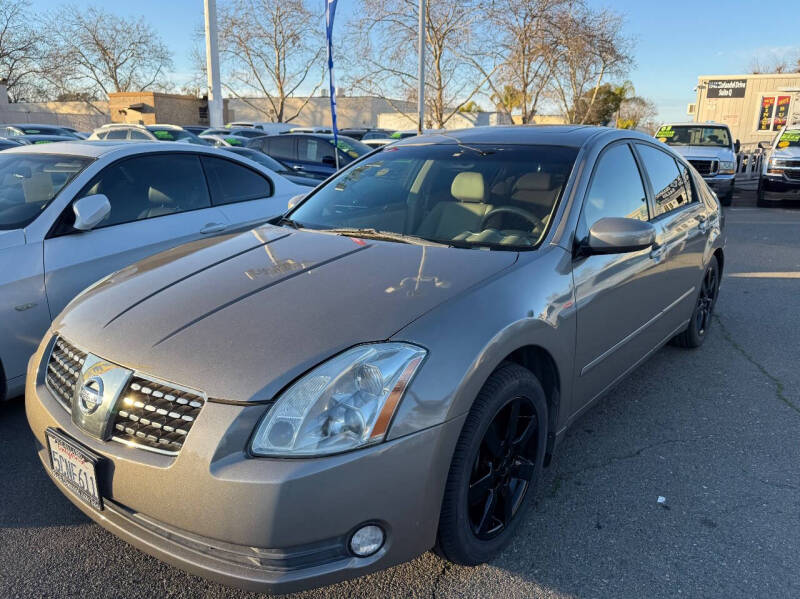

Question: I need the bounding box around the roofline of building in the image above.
[697,73,800,80]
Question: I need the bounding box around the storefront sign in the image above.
[706,79,747,98]
[773,96,791,130]
[758,96,775,131]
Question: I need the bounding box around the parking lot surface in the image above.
[2,186,799,599]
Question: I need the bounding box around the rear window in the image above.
[0,154,92,229]
[201,156,272,205]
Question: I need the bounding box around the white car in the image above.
[89,123,208,145]
[0,141,303,401]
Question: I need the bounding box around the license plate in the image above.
[46,428,103,510]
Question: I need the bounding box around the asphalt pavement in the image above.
[1,184,799,599]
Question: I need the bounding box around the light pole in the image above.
[417,0,425,134]
[204,0,223,128]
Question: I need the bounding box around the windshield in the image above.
[224,147,290,172]
[229,129,264,139]
[146,127,207,144]
[776,129,800,149]
[288,143,577,250]
[0,154,92,230]
[328,136,371,159]
[4,125,77,137]
[656,125,731,148]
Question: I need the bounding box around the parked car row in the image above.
[9,123,727,594]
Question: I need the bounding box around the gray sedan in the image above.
[25,126,725,594]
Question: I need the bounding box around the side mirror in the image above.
[734,139,741,153]
[72,194,111,231]
[585,217,656,255]
[758,141,771,150]
[287,194,305,210]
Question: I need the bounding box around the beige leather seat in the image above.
[511,172,560,219]
[417,172,493,239]
[138,186,177,219]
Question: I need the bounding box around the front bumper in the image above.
[761,175,800,201]
[703,173,735,195]
[25,342,465,594]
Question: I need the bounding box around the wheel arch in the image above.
[713,247,724,277]
[501,345,561,466]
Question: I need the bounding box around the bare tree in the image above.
[217,0,324,123]
[347,0,494,129]
[617,96,658,131]
[749,51,800,74]
[44,6,173,98]
[0,0,47,101]
[547,0,632,124]
[483,0,564,123]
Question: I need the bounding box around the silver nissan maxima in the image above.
[26,126,725,594]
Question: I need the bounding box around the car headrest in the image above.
[451,172,484,203]
[148,186,174,205]
[514,172,552,192]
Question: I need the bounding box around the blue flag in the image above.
[325,0,339,167]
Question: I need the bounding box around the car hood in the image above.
[54,225,517,402]
[669,145,735,162]
[771,146,800,160]
[0,228,24,250]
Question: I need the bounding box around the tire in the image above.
[673,256,720,348]
[437,362,548,565]
[756,178,770,207]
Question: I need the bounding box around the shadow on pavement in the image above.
[0,398,89,529]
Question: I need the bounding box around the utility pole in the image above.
[204,0,223,128]
[417,0,426,134]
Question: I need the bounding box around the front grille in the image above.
[45,337,87,410]
[111,376,205,455]
[689,159,718,176]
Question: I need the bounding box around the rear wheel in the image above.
[437,363,548,565]
[673,256,720,348]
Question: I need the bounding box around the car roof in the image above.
[391,125,633,148]
[1,123,69,128]
[0,139,226,159]
[660,122,731,128]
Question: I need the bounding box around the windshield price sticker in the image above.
[153,130,174,140]
[656,126,675,139]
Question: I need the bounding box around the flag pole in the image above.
[417,0,426,135]
[325,0,340,170]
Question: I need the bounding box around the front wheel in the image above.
[437,363,548,565]
[673,256,720,348]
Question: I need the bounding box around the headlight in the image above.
[718,160,735,174]
[767,158,785,175]
[251,343,426,457]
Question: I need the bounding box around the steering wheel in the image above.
[480,206,544,232]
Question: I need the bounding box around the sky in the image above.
[32,0,798,123]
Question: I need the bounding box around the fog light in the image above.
[349,524,384,557]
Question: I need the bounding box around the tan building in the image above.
[692,73,800,147]
[108,92,223,126]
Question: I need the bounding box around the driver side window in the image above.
[581,143,649,235]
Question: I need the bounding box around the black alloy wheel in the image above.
[437,362,548,565]
[673,255,720,348]
[695,265,718,337]
[468,396,537,540]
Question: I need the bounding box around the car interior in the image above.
[0,157,88,229]
[294,145,574,248]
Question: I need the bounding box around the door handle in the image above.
[200,222,227,235]
[650,245,666,262]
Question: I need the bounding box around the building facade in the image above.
[692,73,800,148]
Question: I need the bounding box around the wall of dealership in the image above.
[0,84,108,131]
[693,73,800,148]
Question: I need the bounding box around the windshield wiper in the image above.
[318,227,449,246]
[275,216,302,229]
